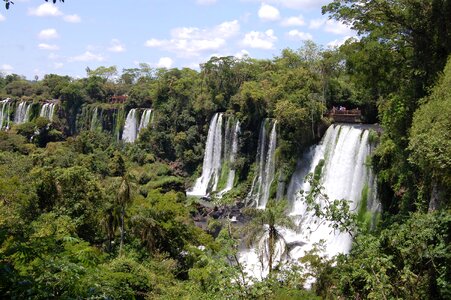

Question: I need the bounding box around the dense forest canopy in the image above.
[0,0,450,299]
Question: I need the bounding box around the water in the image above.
[241,124,379,278]
[122,109,138,143]
[14,102,31,124]
[246,119,277,208]
[138,109,153,133]
[40,103,56,121]
[187,113,240,197]
[217,120,240,197]
[90,107,101,131]
[0,99,11,130]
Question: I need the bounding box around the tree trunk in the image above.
[268,226,276,275]
[119,206,125,256]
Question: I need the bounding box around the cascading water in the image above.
[0,99,11,130]
[246,119,277,208]
[217,120,240,197]
[122,109,138,143]
[138,109,153,133]
[187,113,240,197]
[14,102,31,124]
[40,103,56,121]
[241,123,379,279]
[90,107,101,131]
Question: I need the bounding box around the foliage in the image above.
[243,199,296,275]
[409,56,451,190]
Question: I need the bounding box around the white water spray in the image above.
[122,109,138,143]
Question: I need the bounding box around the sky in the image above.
[0,0,356,79]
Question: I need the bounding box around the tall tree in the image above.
[244,199,296,276]
[116,174,131,256]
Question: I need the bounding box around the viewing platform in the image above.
[110,95,128,104]
[326,107,362,123]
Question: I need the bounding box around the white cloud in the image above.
[235,49,250,59]
[54,62,64,69]
[63,14,81,23]
[157,57,174,68]
[258,3,280,21]
[145,39,164,47]
[38,28,59,40]
[258,0,330,10]
[327,36,354,48]
[287,29,312,40]
[0,14,5,22]
[309,18,355,36]
[324,19,354,35]
[28,3,63,17]
[309,18,325,29]
[0,64,13,74]
[242,29,277,49]
[38,43,60,51]
[68,51,105,62]
[48,53,61,60]
[145,20,240,57]
[108,39,126,53]
[196,0,217,5]
[281,15,305,27]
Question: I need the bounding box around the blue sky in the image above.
[0,0,355,79]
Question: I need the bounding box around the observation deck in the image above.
[326,107,362,123]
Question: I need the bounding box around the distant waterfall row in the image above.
[78,106,153,143]
[0,99,57,131]
[0,99,153,143]
[187,113,240,197]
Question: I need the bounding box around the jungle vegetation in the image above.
[0,0,450,299]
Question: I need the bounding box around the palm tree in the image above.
[244,199,296,276]
[117,174,131,256]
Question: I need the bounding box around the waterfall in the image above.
[138,109,153,133]
[217,120,240,197]
[14,102,31,124]
[241,124,379,279]
[40,103,56,121]
[285,124,379,258]
[187,113,240,197]
[90,107,102,131]
[246,119,277,208]
[122,109,138,143]
[0,99,11,130]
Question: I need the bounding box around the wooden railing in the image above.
[326,108,362,123]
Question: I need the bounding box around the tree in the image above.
[87,66,118,82]
[244,199,296,276]
[409,56,451,209]
[116,174,131,256]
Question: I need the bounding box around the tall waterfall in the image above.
[14,102,32,124]
[138,109,153,133]
[0,99,11,130]
[122,109,138,143]
[217,120,240,197]
[241,124,379,278]
[285,124,379,257]
[40,103,56,121]
[187,113,240,197]
[246,119,277,208]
